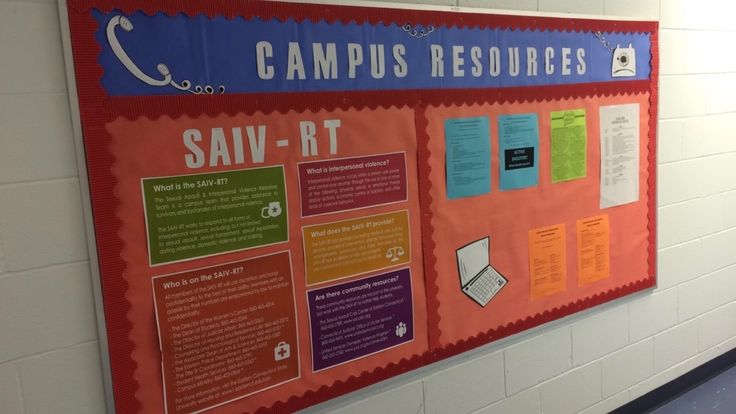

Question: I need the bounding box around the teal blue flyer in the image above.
[445,117,491,199]
[498,113,539,191]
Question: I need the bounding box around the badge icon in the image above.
[261,201,283,219]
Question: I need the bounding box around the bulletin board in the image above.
[62,0,658,413]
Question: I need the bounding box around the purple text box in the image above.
[307,268,413,371]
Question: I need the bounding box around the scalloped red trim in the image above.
[105,82,650,119]
[66,7,142,414]
[65,2,658,413]
[68,0,658,34]
[414,105,442,350]
[648,29,659,285]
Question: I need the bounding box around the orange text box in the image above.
[528,224,567,299]
[576,215,610,285]
[303,211,410,285]
[151,252,299,414]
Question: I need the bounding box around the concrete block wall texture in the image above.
[1,0,735,413]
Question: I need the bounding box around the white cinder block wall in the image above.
[1,0,735,413]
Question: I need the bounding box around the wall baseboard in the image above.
[613,346,736,413]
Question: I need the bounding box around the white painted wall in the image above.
[1,0,735,413]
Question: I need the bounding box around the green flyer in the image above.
[550,109,587,182]
[142,167,288,265]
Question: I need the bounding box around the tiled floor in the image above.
[652,365,736,413]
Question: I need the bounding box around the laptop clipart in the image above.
[456,237,508,307]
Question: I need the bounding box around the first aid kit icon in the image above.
[274,341,291,361]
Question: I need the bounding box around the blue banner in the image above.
[94,11,651,96]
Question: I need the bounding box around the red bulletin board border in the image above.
[65,0,658,412]
[68,0,659,33]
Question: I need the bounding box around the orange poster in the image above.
[576,215,611,285]
[302,210,410,285]
[528,224,567,299]
[106,106,429,413]
[151,252,300,414]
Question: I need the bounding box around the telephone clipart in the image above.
[106,15,225,94]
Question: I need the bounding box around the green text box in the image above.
[142,167,288,265]
[551,109,587,183]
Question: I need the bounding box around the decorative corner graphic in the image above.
[106,15,226,94]
[401,23,435,38]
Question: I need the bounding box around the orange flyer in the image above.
[151,252,299,414]
[576,215,611,285]
[528,224,567,299]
